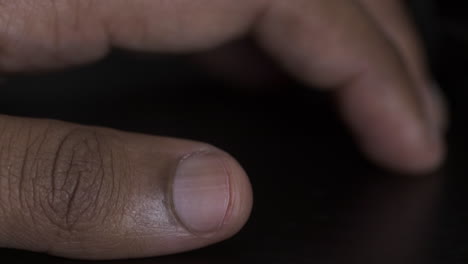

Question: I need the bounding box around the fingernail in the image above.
[172,151,231,234]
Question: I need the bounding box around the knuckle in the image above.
[42,129,108,229]
[24,126,129,234]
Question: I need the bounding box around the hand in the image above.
[0,0,447,260]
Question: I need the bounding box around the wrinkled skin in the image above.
[0,0,447,260]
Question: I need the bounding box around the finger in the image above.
[254,0,444,174]
[358,0,448,133]
[0,0,265,71]
[0,0,444,173]
[0,115,252,259]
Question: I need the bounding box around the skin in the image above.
[0,0,447,260]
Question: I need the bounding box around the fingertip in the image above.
[360,117,446,175]
[337,80,447,176]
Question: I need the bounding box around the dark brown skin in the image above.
[0,0,447,260]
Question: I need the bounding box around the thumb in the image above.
[0,115,252,260]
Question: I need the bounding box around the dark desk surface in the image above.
[1,2,468,263]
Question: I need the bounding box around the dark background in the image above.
[1,1,468,263]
